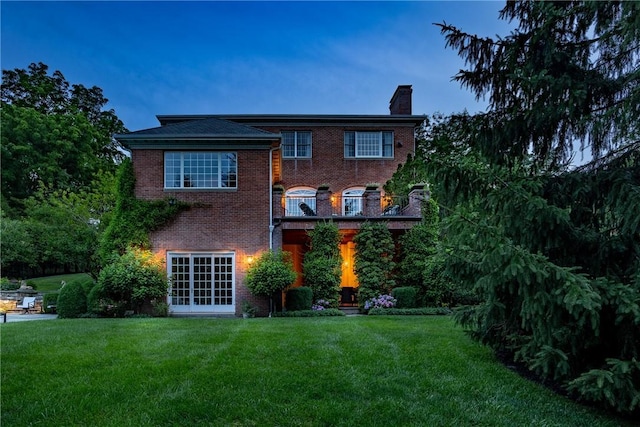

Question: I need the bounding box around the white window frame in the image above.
[344,131,394,159]
[167,252,235,313]
[342,187,365,216]
[285,187,317,217]
[164,152,237,189]
[282,131,312,158]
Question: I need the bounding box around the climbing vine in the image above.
[98,158,189,265]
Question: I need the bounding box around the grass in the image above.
[0,316,631,426]
[26,273,93,292]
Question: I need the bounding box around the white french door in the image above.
[168,252,235,313]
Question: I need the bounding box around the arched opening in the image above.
[342,187,365,216]
[284,187,316,217]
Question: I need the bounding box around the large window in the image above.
[344,131,393,158]
[168,252,235,313]
[282,131,312,158]
[164,152,237,189]
[285,187,316,216]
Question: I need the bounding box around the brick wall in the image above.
[131,148,274,316]
[256,125,416,194]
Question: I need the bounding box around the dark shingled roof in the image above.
[116,117,277,140]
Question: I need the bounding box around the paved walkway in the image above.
[1,313,58,323]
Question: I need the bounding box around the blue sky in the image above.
[1,1,514,132]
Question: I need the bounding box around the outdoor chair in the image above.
[16,296,36,314]
[299,202,316,216]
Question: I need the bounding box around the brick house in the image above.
[115,85,426,316]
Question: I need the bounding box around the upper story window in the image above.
[285,187,316,217]
[282,131,312,158]
[164,152,237,189]
[344,131,394,158]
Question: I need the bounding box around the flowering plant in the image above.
[364,294,397,310]
[312,299,331,311]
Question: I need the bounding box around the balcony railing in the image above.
[279,190,423,218]
[284,196,317,217]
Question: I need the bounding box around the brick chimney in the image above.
[389,85,412,115]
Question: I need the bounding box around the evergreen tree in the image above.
[303,222,342,306]
[425,1,640,414]
[353,222,396,306]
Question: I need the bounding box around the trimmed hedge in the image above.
[275,309,345,317]
[42,292,59,314]
[368,307,451,316]
[57,281,88,318]
[285,287,313,311]
[392,287,417,308]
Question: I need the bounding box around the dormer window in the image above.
[165,152,237,189]
[344,131,393,158]
[282,131,312,158]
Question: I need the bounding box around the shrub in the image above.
[57,280,88,318]
[151,300,170,317]
[98,247,169,315]
[245,250,297,297]
[303,222,342,306]
[312,299,331,310]
[363,294,396,311]
[392,287,417,308]
[42,292,59,313]
[421,255,480,307]
[274,308,344,317]
[87,282,124,317]
[0,278,19,291]
[286,287,313,311]
[241,300,257,318]
[368,307,451,316]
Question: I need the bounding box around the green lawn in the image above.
[26,273,93,292]
[0,316,630,426]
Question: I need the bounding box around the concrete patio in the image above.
[1,313,58,323]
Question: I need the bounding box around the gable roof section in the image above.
[115,117,280,150]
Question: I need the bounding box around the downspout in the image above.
[269,141,281,250]
[268,141,281,318]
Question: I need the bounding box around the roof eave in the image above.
[156,114,427,127]
[115,134,281,141]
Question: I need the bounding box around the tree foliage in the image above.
[1,62,126,213]
[0,175,116,278]
[436,1,639,167]
[353,222,396,306]
[303,222,342,306]
[423,1,640,414]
